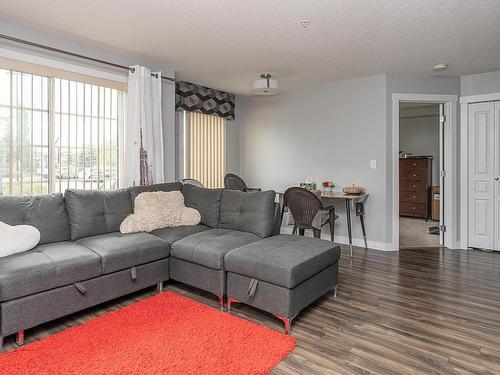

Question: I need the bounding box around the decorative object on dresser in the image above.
[399,157,432,220]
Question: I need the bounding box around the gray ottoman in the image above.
[225,234,341,334]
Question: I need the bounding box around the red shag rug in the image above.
[0,292,296,375]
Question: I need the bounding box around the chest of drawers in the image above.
[399,158,432,220]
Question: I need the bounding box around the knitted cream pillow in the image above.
[120,191,201,233]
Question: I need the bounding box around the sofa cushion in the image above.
[151,224,211,244]
[219,190,276,238]
[0,242,102,302]
[65,189,132,241]
[182,184,223,228]
[171,228,260,270]
[0,194,70,244]
[129,182,183,208]
[77,232,169,274]
[225,234,341,289]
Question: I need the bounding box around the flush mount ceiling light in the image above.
[433,63,448,72]
[252,73,280,96]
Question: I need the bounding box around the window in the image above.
[0,64,125,195]
[183,111,225,188]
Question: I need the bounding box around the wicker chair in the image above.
[281,187,336,241]
[224,173,261,192]
[181,178,205,188]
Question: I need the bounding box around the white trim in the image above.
[460,93,500,104]
[392,100,400,250]
[460,102,468,249]
[392,93,458,102]
[0,46,127,83]
[279,227,391,251]
[392,93,459,251]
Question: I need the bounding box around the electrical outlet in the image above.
[370,160,377,169]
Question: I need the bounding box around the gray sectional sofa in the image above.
[0,182,339,346]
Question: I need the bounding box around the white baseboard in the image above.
[279,227,392,251]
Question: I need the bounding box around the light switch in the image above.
[370,159,377,169]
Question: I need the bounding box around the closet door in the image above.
[468,102,495,249]
[495,101,500,250]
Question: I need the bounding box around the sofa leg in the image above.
[227,297,240,313]
[156,282,163,292]
[273,315,293,335]
[218,295,225,311]
[16,330,24,346]
[333,285,338,298]
[0,336,3,348]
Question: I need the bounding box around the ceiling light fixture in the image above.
[433,63,448,72]
[252,73,280,96]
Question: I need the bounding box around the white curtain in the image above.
[123,65,164,187]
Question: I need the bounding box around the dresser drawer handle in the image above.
[413,196,416,199]
[413,185,416,188]
[412,207,416,210]
[413,163,416,166]
[413,174,416,177]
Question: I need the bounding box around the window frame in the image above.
[0,56,127,195]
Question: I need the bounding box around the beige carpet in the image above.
[399,217,440,248]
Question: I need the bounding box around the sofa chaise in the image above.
[0,182,339,346]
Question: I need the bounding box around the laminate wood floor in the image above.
[2,245,500,374]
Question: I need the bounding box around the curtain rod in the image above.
[0,33,176,83]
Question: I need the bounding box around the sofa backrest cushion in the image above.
[129,182,183,208]
[65,189,132,241]
[182,184,223,228]
[0,193,70,245]
[219,190,276,238]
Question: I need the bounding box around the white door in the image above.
[468,102,496,250]
[495,102,500,250]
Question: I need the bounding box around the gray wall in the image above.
[238,73,461,249]
[225,98,241,175]
[239,74,388,249]
[0,17,177,181]
[461,70,500,96]
[399,105,440,185]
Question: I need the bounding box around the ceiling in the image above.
[1,0,499,95]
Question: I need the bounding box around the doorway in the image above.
[398,102,442,248]
[391,93,458,251]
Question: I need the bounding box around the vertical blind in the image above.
[184,111,225,188]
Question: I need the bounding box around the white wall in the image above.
[239,74,388,249]
[461,70,500,96]
[0,17,177,181]
[399,105,440,185]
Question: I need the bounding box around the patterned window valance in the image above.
[175,81,235,120]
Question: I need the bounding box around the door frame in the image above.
[459,93,500,250]
[392,93,458,251]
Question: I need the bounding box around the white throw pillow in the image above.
[0,221,41,258]
[120,191,201,233]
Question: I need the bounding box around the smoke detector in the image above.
[301,20,310,28]
[433,64,448,72]
[252,73,280,96]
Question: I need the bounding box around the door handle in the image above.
[495,177,500,181]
